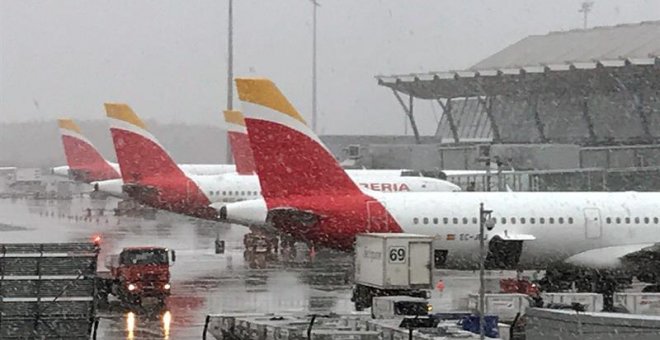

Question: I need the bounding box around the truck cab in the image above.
[100,246,176,305]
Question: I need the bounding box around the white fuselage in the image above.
[53,162,238,178]
[376,191,659,269]
[195,172,460,204]
[346,169,509,178]
[94,171,461,201]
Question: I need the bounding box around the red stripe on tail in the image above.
[60,135,119,182]
[108,126,212,217]
[245,118,362,199]
[227,131,256,175]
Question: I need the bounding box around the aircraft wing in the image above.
[496,233,536,241]
[564,243,657,269]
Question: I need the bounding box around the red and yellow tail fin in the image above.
[104,103,186,183]
[223,110,256,175]
[235,77,361,199]
[57,118,120,182]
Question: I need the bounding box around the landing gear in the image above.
[485,237,522,269]
[243,230,279,269]
[280,237,297,261]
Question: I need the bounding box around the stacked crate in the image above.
[0,243,99,340]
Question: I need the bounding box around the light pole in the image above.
[308,0,320,133]
[579,1,594,29]
[479,203,494,340]
[218,0,234,254]
[225,0,234,163]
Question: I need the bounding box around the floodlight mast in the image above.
[579,1,594,29]
[308,0,321,133]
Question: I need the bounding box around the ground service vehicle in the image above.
[97,246,176,306]
[352,233,433,310]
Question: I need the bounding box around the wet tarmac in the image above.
[0,196,512,339]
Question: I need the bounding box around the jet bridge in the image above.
[0,242,100,340]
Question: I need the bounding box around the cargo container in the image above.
[352,233,433,311]
[614,293,660,315]
[541,292,603,312]
[467,293,531,322]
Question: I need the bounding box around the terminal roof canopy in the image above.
[473,21,660,70]
[378,21,660,100]
[377,21,660,145]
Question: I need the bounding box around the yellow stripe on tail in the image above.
[235,78,306,124]
[57,118,81,133]
[223,110,246,126]
[104,103,147,130]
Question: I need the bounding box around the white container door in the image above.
[409,242,431,285]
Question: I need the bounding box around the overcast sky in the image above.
[1,0,659,135]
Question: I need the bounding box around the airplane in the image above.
[53,119,121,182]
[52,118,239,183]
[224,110,256,175]
[90,106,462,197]
[219,77,660,284]
[103,103,461,220]
[223,109,470,185]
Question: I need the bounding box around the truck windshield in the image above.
[120,249,168,265]
[394,301,428,316]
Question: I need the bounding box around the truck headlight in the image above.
[163,283,171,290]
[427,304,433,312]
[128,283,136,291]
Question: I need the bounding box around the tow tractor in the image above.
[96,245,176,306]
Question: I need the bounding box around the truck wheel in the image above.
[248,256,258,269]
[352,285,372,311]
[255,254,267,268]
[96,291,110,309]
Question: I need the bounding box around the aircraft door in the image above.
[366,201,389,232]
[584,208,602,239]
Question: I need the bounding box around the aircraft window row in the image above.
[412,216,575,225]
[209,190,260,196]
[500,217,574,225]
[605,217,659,224]
[413,215,660,226]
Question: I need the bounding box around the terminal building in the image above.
[325,21,660,191]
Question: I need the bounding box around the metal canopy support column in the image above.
[436,98,459,143]
[581,95,597,143]
[530,94,547,142]
[392,89,421,144]
[479,96,501,143]
[605,67,652,141]
[633,91,652,141]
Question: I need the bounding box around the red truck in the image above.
[97,246,176,306]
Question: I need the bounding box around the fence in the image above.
[449,166,660,192]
